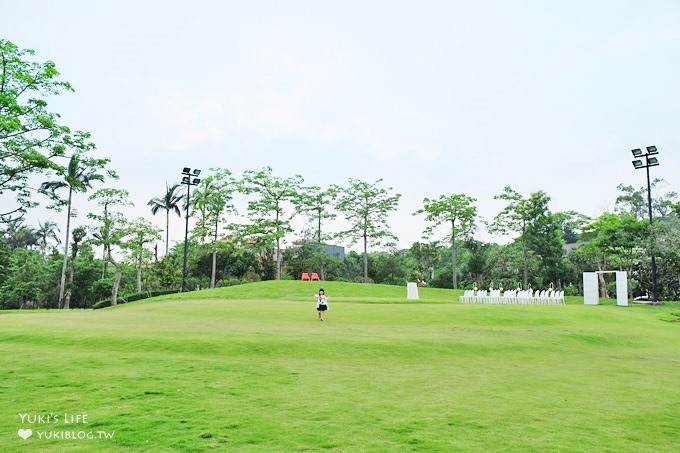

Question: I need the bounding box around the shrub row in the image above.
[92,290,178,309]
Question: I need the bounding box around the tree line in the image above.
[2,38,679,308]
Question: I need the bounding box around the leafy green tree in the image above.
[88,188,131,277]
[148,183,183,256]
[576,213,646,297]
[220,242,258,283]
[615,179,677,220]
[554,210,590,244]
[341,251,365,282]
[120,218,161,292]
[87,189,132,305]
[650,215,680,300]
[370,249,410,285]
[414,194,477,289]
[297,185,338,280]
[0,248,51,309]
[192,168,237,288]
[335,178,401,282]
[299,185,338,244]
[283,241,342,281]
[237,167,304,280]
[1,39,96,222]
[671,202,680,217]
[0,238,10,288]
[150,252,182,290]
[489,187,533,288]
[525,209,566,288]
[193,241,251,286]
[614,183,648,220]
[459,239,497,289]
[41,153,112,308]
[66,244,102,308]
[490,187,564,289]
[408,241,441,283]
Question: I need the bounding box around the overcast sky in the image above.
[3,0,679,252]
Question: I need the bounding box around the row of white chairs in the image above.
[459,289,565,305]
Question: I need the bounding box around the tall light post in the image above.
[180,167,201,292]
[631,146,660,303]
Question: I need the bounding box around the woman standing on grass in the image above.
[315,288,328,321]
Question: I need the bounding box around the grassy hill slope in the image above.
[1,281,678,451]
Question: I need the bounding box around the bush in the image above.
[563,285,580,296]
[92,289,178,309]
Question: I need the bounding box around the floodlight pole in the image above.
[631,147,659,304]
[180,167,201,293]
[644,162,659,304]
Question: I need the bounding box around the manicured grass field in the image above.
[1,281,678,452]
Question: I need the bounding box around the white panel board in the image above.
[583,272,599,305]
[407,282,419,300]
[616,271,628,306]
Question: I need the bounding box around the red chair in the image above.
[301,272,311,281]
[310,272,320,281]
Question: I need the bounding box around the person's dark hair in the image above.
[319,288,325,293]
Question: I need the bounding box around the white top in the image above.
[315,294,329,310]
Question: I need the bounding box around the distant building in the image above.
[291,239,345,260]
[324,244,345,260]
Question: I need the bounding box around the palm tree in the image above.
[2,219,38,249]
[41,154,104,309]
[36,219,61,255]
[148,183,183,256]
[64,227,86,309]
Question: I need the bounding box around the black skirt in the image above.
[317,304,327,311]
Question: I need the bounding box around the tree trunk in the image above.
[58,189,73,309]
[64,274,73,310]
[597,262,608,298]
[165,210,170,256]
[110,255,122,306]
[211,216,218,288]
[363,230,368,283]
[451,220,458,289]
[275,208,281,280]
[64,241,79,310]
[211,247,217,288]
[275,241,281,280]
[136,256,142,292]
[521,238,529,289]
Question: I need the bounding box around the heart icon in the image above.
[18,429,32,440]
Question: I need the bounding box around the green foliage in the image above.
[490,187,567,289]
[648,215,680,300]
[297,185,338,243]
[191,168,236,243]
[414,193,477,289]
[340,250,365,282]
[0,218,38,249]
[192,241,257,287]
[615,179,677,219]
[409,241,441,282]
[237,166,304,280]
[369,250,410,286]
[334,178,401,282]
[0,248,52,308]
[120,217,162,292]
[0,39,93,222]
[147,182,183,256]
[92,289,177,309]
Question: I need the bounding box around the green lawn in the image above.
[1,281,678,452]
